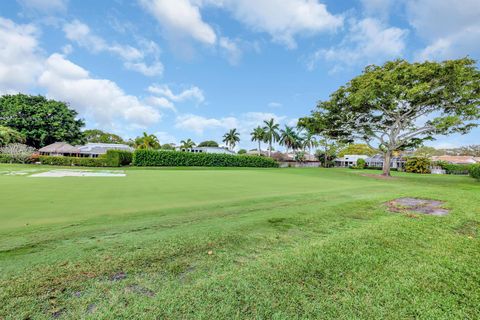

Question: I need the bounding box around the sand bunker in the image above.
[29,170,126,178]
[386,197,449,216]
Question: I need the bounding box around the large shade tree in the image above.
[0,94,85,148]
[301,58,480,176]
[84,129,125,144]
[263,118,280,157]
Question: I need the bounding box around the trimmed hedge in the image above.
[105,150,132,166]
[39,156,110,167]
[470,164,480,180]
[435,161,472,175]
[132,149,278,168]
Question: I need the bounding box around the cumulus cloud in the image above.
[307,18,407,71]
[38,53,161,128]
[175,114,238,134]
[63,20,163,76]
[0,18,43,94]
[148,84,205,104]
[406,0,480,60]
[139,0,217,45]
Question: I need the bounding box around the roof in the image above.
[78,143,134,154]
[335,154,369,161]
[39,142,80,154]
[431,155,478,164]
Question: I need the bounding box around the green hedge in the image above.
[132,150,278,168]
[0,154,13,163]
[405,157,431,174]
[435,161,472,175]
[39,156,110,167]
[470,164,480,180]
[104,150,132,166]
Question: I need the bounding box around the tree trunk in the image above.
[382,150,392,176]
[324,141,328,168]
[268,140,272,157]
[258,141,261,156]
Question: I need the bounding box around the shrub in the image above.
[132,150,278,168]
[435,161,472,175]
[469,164,480,180]
[405,157,431,174]
[0,143,35,163]
[39,156,110,167]
[356,158,366,169]
[104,150,132,166]
[198,140,219,147]
[238,149,247,155]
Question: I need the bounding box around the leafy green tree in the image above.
[83,129,125,144]
[135,132,160,149]
[161,143,175,150]
[197,140,219,147]
[250,126,266,155]
[180,139,196,149]
[263,118,280,157]
[302,58,480,176]
[279,125,301,154]
[338,144,376,157]
[300,131,318,153]
[238,149,247,154]
[459,145,480,157]
[0,126,25,147]
[222,129,240,150]
[0,94,85,148]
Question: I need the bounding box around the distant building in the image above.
[334,155,369,167]
[366,154,406,170]
[39,142,133,158]
[431,155,479,165]
[179,146,236,155]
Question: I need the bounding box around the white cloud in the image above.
[308,18,407,71]
[0,18,43,94]
[63,20,163,76]
[406,0,480,60]
[223,0,343,48]
[38,53,161,128]
[17,0,67,13]
[148,84,205,104]
[360,0,392,20]
[219,37,242,65]
[145,96,177,112]
[139,0,217,45]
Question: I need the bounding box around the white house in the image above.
[78,143,134,157]
[334,155,369,167]
[179,146,236,155]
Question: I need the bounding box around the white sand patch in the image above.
[0,169,42,176]
[29,170,126,178]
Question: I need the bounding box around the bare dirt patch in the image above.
[361,173,397,180]
[386,197,449,216]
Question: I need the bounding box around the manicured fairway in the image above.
[1,164,479,319]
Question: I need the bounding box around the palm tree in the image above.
[135,132,160,149]
[279,126,300,154]
[250,126,265,155]
[180,139,196,149]
[263,118,280,157]
[222,128,240,150]
[301,131,318,154]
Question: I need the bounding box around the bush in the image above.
[469,164,480,180]
[356,158,366,169]
[39,156,110,167]
[405,157,431,174]
[0,143,35,163]
[132,150,278,168]
[238,149,247,155]
[104,150,132,167]
[435,161,472,175]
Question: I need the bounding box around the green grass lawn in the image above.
[1,164,479,319]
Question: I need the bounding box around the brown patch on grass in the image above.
[361,173,398,180]
[386,198,449,216]
[455,220,479,238]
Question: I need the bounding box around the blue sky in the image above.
[1,0,479,150]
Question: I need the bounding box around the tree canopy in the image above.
[0,94,85,148]
[83,129,125,144]
[338,144,376,157]
[301,58,480,175]
[0,126,25,147]
[197,140,219,147]
[135,132,160,149]
[222,129,240,150]
[180,139,196,149]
